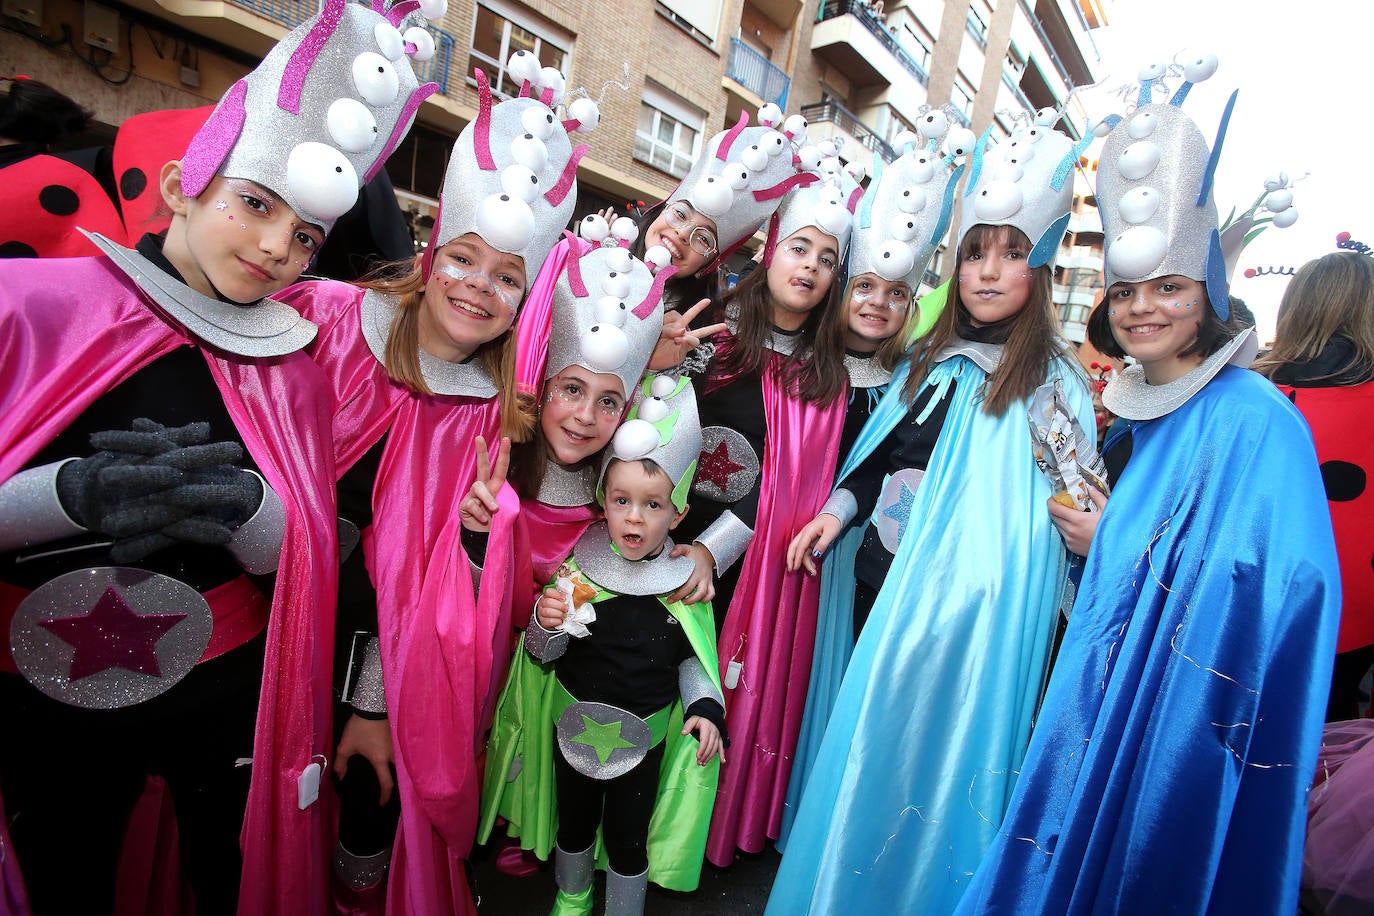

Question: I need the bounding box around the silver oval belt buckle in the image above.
[9,567,214,709]
[556,701,652,780]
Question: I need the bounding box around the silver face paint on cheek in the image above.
[436,263,522,317]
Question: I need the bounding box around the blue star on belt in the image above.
[571,714,637,765]
[882,481,917,542]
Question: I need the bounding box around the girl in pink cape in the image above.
[496,215,671,608]
[671,141,856,866]
[0,3,437,914]
[278,51,599,915]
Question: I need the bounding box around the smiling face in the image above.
[957,225,1035,327]
[1106,275,1207,385]
[602,459,686,562]
[845,273,910,351]
[161,165,324,303]
[417,233,527,363]
[767,228,840,330]
[646,200,719,277]
[539,366,627,465]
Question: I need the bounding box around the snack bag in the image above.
[1028,380,1109,510]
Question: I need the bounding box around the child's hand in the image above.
[459,436,511,533]
[667,542,716,604]
[535,586,569,630]
[683,716,725,766]
[333,714,395,805]
[650,299,729,371]
[786,513,843,575]
[1047,486,1107,557]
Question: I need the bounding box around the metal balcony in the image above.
[800,100,896,163]
[227,0,455,93]
[726,37,790,107]
[816,0,929,87]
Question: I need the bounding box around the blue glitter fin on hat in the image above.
[1197,89,1237,207]
[1170,80,1194,107]
[929,162,965,247]
[1050,128,1094,192]
[1029,212,1070,268]
[963,126,996,198]
[1137,80,1154,108]
[858,149,884,230]
[1206,228,1229,320]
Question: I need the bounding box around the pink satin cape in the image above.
[519,499,599,607]
[0,255,341,915]
[284,280,532,915]
[703,351,845,866]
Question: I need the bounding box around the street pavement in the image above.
[471,837,783,914]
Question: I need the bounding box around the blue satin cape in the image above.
[767,350,1093,915]
[954,366,1341,915]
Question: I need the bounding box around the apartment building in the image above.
[3,0,1107,280]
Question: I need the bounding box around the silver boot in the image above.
[603,865,648,916]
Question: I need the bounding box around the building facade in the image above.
[3,0,1108,281]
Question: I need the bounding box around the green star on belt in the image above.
[571,714,637,765]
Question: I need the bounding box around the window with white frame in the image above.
[468,1,572,99]
[657,0,721,44]
[634,84,704,180]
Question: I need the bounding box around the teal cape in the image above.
[768,348,1093,915]
[953,366,1340,915]
[477,556,721,892]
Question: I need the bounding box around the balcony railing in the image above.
[1001,69,1035,116]
[817,0,928,87]
[227,0,454,93]
[801,100,896,163]
[1016,0,1073,87]
[726,37,790,107]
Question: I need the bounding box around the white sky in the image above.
[1072,0,1374,341]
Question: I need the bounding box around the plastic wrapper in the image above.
[1028,379,1109,511]
[553,564,598,638]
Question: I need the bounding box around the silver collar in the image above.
[934,337,1004,374]
[537,460,598,508]
[360,290,497,398]
[844,352,894,389]
[1103,328,1258,421]
[572,521,694,597]
[724,304,804,358]
[84,230,316,358]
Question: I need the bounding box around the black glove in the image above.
[57,419,263,562]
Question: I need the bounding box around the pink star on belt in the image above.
[697,439,746,494]
[37,586,188,680]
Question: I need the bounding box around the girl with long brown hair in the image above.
[278,60,590,913]
[773,122,1093,915]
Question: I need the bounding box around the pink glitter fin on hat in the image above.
[847,185,864,214]
[753,171,816,201]
[543,143,586,207]
[540,87,555,107]
[761,211,781,267]
[366,82,438,183]
[385,0,420,26]
[474,68,497,171]
[563,229,589,297]
[561,118,581,133]
[181,79,247,197]
[278,0,345,115]
[715,111,749,162]
[420,193,443,279]
[633,263,677,319]
[519,80,532,99]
